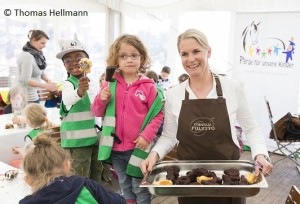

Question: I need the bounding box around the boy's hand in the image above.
[77,76,90,97]
[100,87,111,101]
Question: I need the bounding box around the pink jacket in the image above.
[91,73,163,152]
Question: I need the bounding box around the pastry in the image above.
[154,179,173,185]
[5,124,14,129]
[196,176,214,184]
[166,166,180,183]
[244,173,257,184]
[78,58,92,74]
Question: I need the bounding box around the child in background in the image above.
[91,34,163,204]
[99,72,106,88]
[12,103,54,158]
[145,70,165,141]
[19,134,126,204]
[157,66,171,90]
[3,86,27,114]
[56,34,104,182]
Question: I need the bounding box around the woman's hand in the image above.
[100,87,111,101]
[140,151,159,174]
[46,83,58,92]
[255,154,273,177]
[133,136,149,150]
[77,76,89,97]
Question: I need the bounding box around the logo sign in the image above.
[190,117,215,136]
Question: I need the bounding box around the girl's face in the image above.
[178,38,211,77]
[11,93,23,109]
[31,37,48,51]
[117,43,141,76]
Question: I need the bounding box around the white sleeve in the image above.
[61,80,82,111]
[235,82,269,159]
[151,89,178,160]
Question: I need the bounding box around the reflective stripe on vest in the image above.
[102,116,115,127]
[99,134,114,146]
[62,111,94,122]
[60,128,97,139]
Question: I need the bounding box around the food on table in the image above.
[5,123,14,129]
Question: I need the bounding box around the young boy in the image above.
[157,66,171,90]
[56,34,104,182]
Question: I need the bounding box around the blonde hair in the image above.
[23,133,70,193]
[177,29,211,53]
[8,86,27,105]
[24,103,53,129]
[106,34,151,74]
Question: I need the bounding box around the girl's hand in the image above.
[100,87,111,101]
[77,76,89,97]
[12,116,22,125]
[133,136,149,150]
[12,147,21,154]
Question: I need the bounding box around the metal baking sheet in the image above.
[140,160,268,197]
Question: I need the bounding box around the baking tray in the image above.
[140,160,268,197]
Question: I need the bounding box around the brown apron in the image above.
[177,74,244,204]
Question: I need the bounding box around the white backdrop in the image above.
[233,12,300,150]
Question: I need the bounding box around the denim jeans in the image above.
[111,150,151,204]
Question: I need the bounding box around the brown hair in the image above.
[23,134,70,193]
[28,30,49,42]
[106,34,151,74]
[145,70,158,83]
[24,103,53,129]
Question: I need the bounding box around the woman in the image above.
[17,30,58,103]
[140,29,273,204]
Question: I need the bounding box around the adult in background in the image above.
[17,30,58,103]
[141,29,273,204]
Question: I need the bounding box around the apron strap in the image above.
[184,73,223,100]
[212,73,223,98]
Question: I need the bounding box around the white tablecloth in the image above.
[0,161,31,204]
[0,108,61,164]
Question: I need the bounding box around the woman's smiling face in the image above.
[179,38,211,77]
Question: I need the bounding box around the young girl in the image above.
[19,134,126,204]
[91,34,163,204]
[12,103,54,158]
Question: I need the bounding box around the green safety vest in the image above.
[59,75,97,148]
[99,81,164,178]
[27,128,44,140]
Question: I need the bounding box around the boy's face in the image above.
[160,71,169,80]
[63,51,88,78]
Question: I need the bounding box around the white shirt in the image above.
[151,75,269,160]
